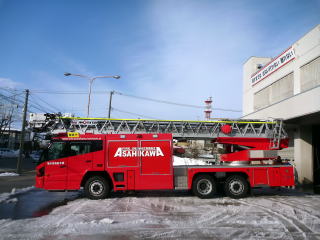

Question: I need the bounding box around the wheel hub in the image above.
[229,180,244,195]
[90,181,104,196]
[197,179,212,195]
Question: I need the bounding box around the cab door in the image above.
[67,141,94,189]
[44,141,68,190]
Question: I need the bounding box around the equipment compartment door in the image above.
[127,170,135,190]
[138,140,173,190]
[108,141,139,167]
[253,168,268,186]
[280,167,295,186]
[268,167,281,186]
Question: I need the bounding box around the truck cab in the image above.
[36,133,174,198]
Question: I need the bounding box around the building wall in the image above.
[242,24,320,184]
[294,126,313,184]
[243,24,320,117]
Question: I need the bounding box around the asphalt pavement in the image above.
[0,170,35,193]
[0,157,36,173]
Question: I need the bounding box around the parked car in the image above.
[30,151,41,162]
[0,148,19,158]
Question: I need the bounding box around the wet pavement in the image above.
[0,188,80,219]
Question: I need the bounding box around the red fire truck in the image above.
[33,116,295,199]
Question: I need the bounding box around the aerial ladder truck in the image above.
[29,113,295,199]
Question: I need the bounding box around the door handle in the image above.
[85,160,92,163]
[60,165,66,168]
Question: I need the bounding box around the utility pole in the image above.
[17,89,29,174]
[108,91,114,118]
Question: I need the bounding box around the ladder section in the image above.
[270,120,286,149]
[28,113,287,140]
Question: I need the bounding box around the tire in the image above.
[84,176,110,200]
[192,174,217,199]
[224,175,249,199]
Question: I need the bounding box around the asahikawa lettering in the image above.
[114,147,164,157]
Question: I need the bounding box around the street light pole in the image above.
[64,73,120,117]
[87,78,94,118]
[108,91,114,118]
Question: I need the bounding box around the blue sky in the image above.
[0,0,320,120]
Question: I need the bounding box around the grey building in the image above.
[0,128,31,149]
[242,24,320,185]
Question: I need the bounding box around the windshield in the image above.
[38,141,67,165]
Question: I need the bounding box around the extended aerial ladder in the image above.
[29,113,288,163]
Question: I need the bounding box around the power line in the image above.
[5,88,242,113]
[30,93,62,113]
[0,93,23,108]
[0,90,39,121]
[31,90,96,94]
[112,107,157,119]
[29,95,54,113]
[114,91,204,109]
[114,91,242,112]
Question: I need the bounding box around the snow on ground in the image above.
[173,156,210,166]
[0,189,320,240]
[0,186,34,203]
[0,172,19,177]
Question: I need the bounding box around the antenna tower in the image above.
[204,97,212,120]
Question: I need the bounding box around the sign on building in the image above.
[251,47,295,86]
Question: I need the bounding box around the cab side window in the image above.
[92,140,103,152]
[48,142,68,160]
[68,141,103,157]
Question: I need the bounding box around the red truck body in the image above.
[35,133,295,198]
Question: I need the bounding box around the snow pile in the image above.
[90,217,115,224]
[0,186,34,203]
[0,172,19,177]
[198,153,215,158]
[173,156,210,166]
[5,198,18,203]
[0,191,320,239]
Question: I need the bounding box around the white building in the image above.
[242,24,320,185]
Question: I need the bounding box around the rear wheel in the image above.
[192,174,217,199]
[224,175,249,199]
[85,176,110,200]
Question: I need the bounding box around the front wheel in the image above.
[192,174,217,199]
[224,175,249,199]
[84,176,110,200]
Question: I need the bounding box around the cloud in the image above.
[20,1,319,121]
[0,78,20,88]
[116,1,251,120]
[53,52,95,77]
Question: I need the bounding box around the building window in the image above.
[300,56,320,92]
[254,72,294,111]
[254,86,270,111]
[270,72,293,103]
